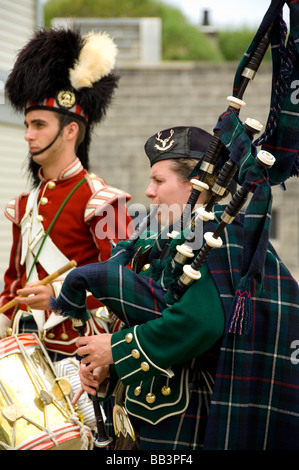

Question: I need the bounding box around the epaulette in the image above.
[84,173,131,223]
[4,192,30,225]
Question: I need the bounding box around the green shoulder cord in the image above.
[12,176,86,319]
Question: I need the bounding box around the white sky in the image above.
[161,0,289,29]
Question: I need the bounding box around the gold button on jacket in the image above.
[161,386,171,396]
[40,197,48,205]
[146,393,156,404]
[131,349,140,359]
[125,333,133,343]
[134,386,142,397]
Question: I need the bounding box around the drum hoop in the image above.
[0,333,39,355]
[15,423,85,450]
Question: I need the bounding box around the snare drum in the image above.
[0,334,92,450]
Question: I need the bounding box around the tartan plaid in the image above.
[203,208,299,450]
[51,3,299,449]
[50,261,166,327]
[233,0,299,182]
[207,1,299,338]
[52,205,299,449]
[214,109,274,333]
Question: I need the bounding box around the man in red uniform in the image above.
[0,28,133,359]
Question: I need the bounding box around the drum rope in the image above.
[67,413,94,450]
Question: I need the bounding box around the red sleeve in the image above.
[88,197,134,261]
[0,223,27,319]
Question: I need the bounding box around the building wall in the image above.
[0,0,41,282]
[0,0,39,71]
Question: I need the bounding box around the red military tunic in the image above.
[0,158,132,355]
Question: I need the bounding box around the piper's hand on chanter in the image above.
[72,363,110,404]
[15,282,55,310]
[76,333,113,372]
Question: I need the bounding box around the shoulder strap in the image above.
[4,192,30,225]
[84,173,131,223]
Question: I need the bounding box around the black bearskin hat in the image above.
[5,27,119,170]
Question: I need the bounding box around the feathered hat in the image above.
[5,27,119,168]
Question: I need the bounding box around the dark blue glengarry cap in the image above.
[144,126,212,166]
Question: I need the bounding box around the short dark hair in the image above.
[55,112,86,151]
[169,158,198,182]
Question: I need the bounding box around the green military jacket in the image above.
[109,233,225,424]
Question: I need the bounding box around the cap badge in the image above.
[154,129,174,151]
[57,90,76,109]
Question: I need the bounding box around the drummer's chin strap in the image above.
[29,114,69,157]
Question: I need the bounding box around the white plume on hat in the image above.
[69,31,118,90]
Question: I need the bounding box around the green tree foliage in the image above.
[43,0,224,61]
[43,0,264,62]
[218,29,271,62]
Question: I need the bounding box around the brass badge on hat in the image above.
[57,90,76,109]
[154,129,174,151]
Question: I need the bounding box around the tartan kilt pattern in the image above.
[204,210,299,450]
[50,205,299,449]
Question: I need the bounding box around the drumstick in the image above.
[0,260,77,314]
